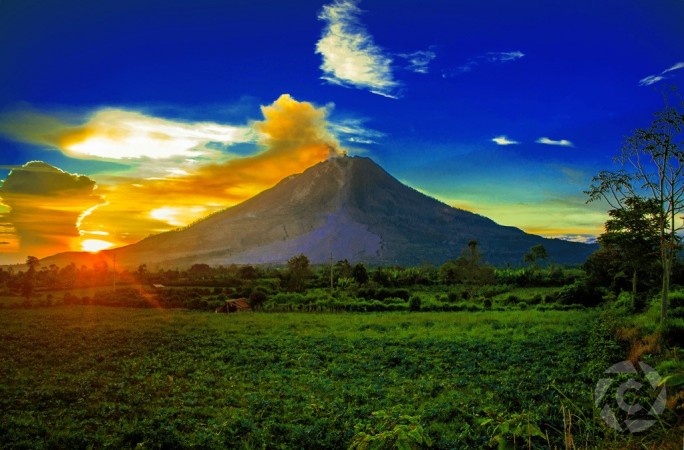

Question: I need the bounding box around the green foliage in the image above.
[409,295,422,311]
[586,94,684,323]
[286,254,312,292]
[523,244,548,268]
[352,263,370,285]
[478,411,545,449]
[337,276,355,289]
[0,308,618,449]
[248,289,268,310]
[495,266,581,287]
[349,410,432,450]
[551,281,603,307]
[661,317,684,346]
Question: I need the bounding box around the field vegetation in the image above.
[0,307,647,449]
[0,252,683,448]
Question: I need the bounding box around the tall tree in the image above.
[286,254,311,292]
[587,89,684,321]
[599,197,661,308]
[439,241,494,297]
[21,256,40,301]
[524,244,548,269]
[352,263,369,285]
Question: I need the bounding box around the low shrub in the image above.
[504,294,520,305]
[669,291,684,307]
[529,294,543,305]
[554,281,603,307]
[409,295,422,312]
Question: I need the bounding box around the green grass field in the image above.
[0,307,623,449]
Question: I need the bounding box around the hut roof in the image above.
[227,298,251,311]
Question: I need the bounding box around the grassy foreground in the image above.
[1,307,624,448]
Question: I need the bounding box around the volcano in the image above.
[43,156,595,268]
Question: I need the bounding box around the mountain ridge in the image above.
[41,156,596,268]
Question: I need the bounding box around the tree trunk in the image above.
[661,256,670,323]
[631,268,638,310]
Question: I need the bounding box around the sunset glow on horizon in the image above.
[81,239,115,253]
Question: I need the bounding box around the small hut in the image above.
[215,298,252,313]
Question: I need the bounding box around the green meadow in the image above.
[0,306,635,449]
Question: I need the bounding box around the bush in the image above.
[554,281,603,307]
[447,291,461,303]
[612,291,633,312]
[505,294,520,305]
[63,293,80,305]
[661,318,684,346]
[409,295,422,312]
[669,291,684,307]
[670,306,684,319]
[249,290,268,309]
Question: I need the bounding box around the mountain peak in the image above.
[42,157,595,268]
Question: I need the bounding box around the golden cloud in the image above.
[0,108,253,160]
[0,161,105,259]
[80,94,343,243]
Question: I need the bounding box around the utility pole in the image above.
[330,250,333,293]
[112,253,116,292]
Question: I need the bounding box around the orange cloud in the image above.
[0,161,105,259]
[0,95,345,261]
[81,94,344,246]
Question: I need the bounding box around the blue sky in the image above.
[0,0,683,262]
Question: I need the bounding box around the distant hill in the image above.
[42,156,596,269]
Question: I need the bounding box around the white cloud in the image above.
[150,206,207,227]
[545,234,597,244]
[447,50,525,77]
[0,108,254,161]
[638,75,665,87]
[485,51,525,63]
[492,135,519,146]
[66,110,254,160]
[316,0,400,98]
[663,62,684,74]
[639,61,684,86]
[331,117,386,145]
[348,137,376,144]
[398,50,437,74]
[536,137,574,147]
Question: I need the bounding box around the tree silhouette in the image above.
[599,197,661,309]
[524,244,548,269]
[352,263,369,285]
[21,256,40,301]
[286,254,311,292]
[587,88,684,321]
[439,241,494,297]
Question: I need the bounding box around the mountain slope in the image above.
[43,156,596,268]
